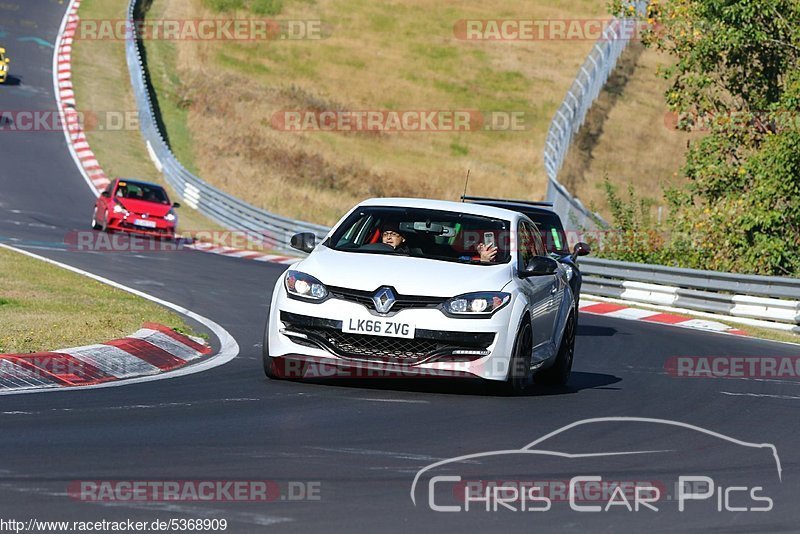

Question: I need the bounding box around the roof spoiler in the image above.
[461,195,553,208]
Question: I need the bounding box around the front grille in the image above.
[280,312,494,366]
[119,221,171,235]
[328,286,446,313]
[325,331,437,364]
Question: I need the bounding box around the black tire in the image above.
[91,207,101,230]
[535,313,576,386]
[263,355,284,380]
[503,321,533,395]
[262,322,284,380]
[100,210,109,233]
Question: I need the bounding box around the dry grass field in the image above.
[559,42,698,220]
[74,0,694,227]
[162,0,615,225]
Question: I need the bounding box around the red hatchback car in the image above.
[92,179,180,239]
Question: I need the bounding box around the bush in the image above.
[203,0,283,15]
[203,0,244,12]
[601,0,800,276]
[252,0,284,15]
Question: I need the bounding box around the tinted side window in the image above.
[517,221,535,269]
[526,222,547,256]
[526,212,569,254]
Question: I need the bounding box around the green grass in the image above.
[0,247,197,354]
[449,140,469,157]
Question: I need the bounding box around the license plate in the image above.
[134,219,157,229]
[342,318,415,339]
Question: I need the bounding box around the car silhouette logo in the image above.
[373,287,396,314]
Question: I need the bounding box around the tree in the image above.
[606,0,800,275]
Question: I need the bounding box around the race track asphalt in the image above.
[0,2,799,532]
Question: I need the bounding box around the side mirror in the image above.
[101,191,111,198]
[521,256,559,277]
[4,59,8,64]
[290,232,316,253]
[572,242,591,260]
[172,202,181,208]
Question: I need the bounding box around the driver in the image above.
[381,222,410,254]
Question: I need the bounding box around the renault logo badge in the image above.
[372,287,396,314]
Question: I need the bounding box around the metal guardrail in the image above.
[581,257,800,327]
[125,0,329,254]
[543,2,647,230]
[582,258,800,300]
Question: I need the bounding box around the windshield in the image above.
[115,181,170,204]
[328,206,511,264]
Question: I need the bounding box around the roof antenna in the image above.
[461,169,470,202]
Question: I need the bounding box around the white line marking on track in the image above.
[307,446,479,463]
[16,245,67,252]
[349,397,430,404]
[720,391,800,400]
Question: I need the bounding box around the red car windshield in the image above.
[116,182,170,204]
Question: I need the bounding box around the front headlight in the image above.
[563,264,574,281]
[442,292,510,317]
[285,270,328,301]
[164,210,176,222]
[112,204,128,215]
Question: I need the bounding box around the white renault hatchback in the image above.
[264,198,576,394]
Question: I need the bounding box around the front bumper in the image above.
[107,215,175,238]
[268,283,520,381]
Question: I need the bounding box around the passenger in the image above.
[381,222,411,255]
[475,242,498,263]
[458,241,497,263]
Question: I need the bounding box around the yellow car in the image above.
[0,48,8,83]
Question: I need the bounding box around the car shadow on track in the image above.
[2,75,21,86]
[273,371,621,398]
[576,324,620,337]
